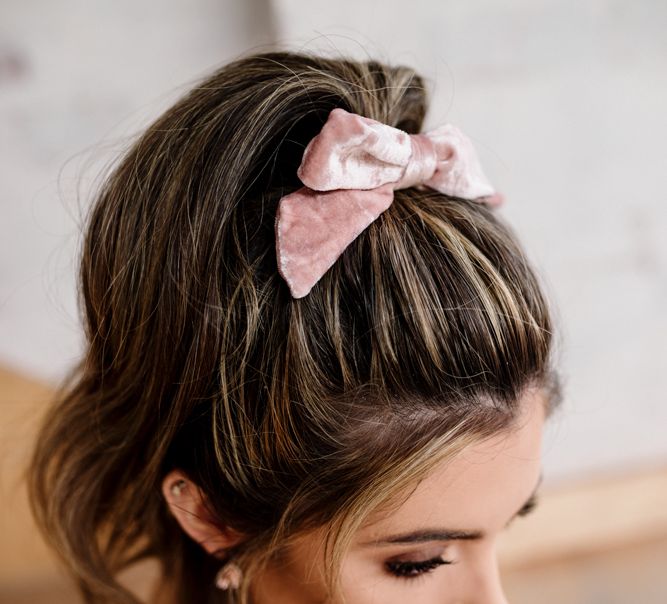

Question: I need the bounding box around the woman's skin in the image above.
[162,388,546,603]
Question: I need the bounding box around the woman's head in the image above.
[27,50,562,604]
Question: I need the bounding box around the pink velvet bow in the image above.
[275,107,503,299]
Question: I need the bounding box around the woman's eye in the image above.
[385,556,454,578]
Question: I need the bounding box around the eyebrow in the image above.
[363,472,543,546]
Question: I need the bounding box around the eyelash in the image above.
[517,495,538,517]
[386,556,454,578]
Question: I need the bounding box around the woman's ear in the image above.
[161,469,244,558]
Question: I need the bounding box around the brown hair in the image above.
[27,49,562,604]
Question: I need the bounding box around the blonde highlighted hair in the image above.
[27,49,562,603]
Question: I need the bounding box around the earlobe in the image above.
[161,469,244,557]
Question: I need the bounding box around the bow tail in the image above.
[275,184,394,298]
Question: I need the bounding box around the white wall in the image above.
[2,1,665,485]
[0,0,275,379]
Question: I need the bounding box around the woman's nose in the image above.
[476,569,509,604]
[452,544,509,604]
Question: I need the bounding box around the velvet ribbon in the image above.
[275,107,503,299]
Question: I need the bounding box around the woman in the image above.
[27,50,563,603]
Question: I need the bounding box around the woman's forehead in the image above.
[356,391,546,543]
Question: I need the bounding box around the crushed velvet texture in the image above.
[275,107,503,299]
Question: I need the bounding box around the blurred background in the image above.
[1,1,666,602]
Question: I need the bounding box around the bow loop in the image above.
[421,123,496,200]
[297,108,413,191]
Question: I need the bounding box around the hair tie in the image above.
[274,107,503,299]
